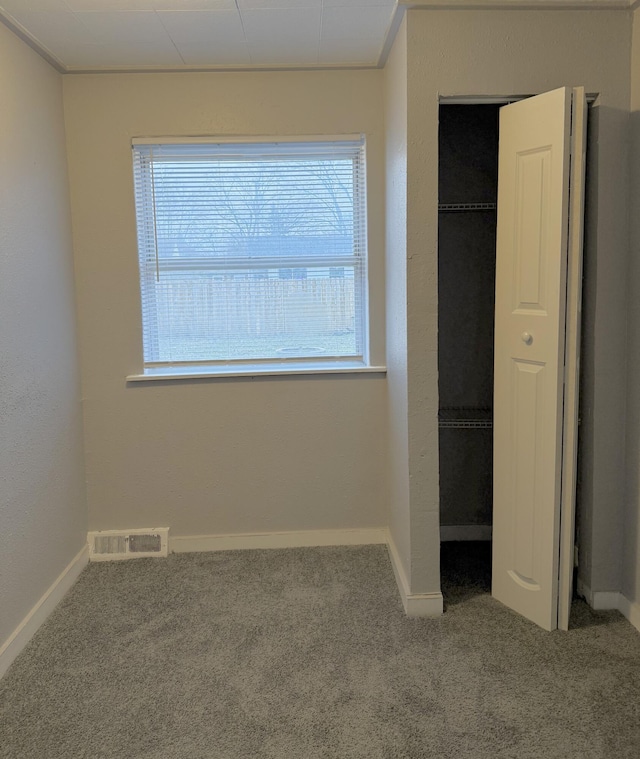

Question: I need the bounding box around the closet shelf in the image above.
[438,203,497,212]
[438,408,493,429]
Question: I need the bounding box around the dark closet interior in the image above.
[438,104,500,560]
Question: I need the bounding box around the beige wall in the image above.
[0,24,87,649]
[384,17,412,584]
[624,7,640,609]
[2,6,630,621]
[63,70,388,537]
[404,9,631,594]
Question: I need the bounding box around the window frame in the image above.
[129,135,383,381]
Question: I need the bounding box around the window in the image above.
[131,137,369,374]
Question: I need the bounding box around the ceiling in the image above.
[0,0,633,73]
[0,0,400,71]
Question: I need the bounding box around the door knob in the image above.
[521,332,533,345]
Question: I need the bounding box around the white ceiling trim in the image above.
[401,0,632,8]
[0,9,66,72]
[0,0,633,77]
[0,0,397,74]
[58,61,382,74]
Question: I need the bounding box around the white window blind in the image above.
[132,138,368,368]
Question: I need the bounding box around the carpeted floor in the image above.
[1,543,639,758]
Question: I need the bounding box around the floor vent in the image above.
[88,528,169,561]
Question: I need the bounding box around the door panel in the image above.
[511,359,544,587]
[492,87,573,631]
[513,148,551,313]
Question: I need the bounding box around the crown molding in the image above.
[401,0,632,8]
[1,0,634,77]
[0,10,65,73]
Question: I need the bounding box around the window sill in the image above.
[126,361,387,383]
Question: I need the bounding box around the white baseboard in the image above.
[403,591,445,616]
[576,578,594,606]
[618,595,640,633]
[386,535,443,617]
[0,545,89,680]
[170,528,388,554]
[440,525,492,542]
[590,591,622,611]
[577,580,620,610]
[576,580,640,634]
[174,528,443,617]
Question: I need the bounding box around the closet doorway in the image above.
[437,89,587,632]
[438,101,498,618]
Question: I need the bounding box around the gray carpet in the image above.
[1,544,639,759]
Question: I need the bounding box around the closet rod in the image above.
[438,203,497,212]
[438,420,493,429]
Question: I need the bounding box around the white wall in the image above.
[403,9,631,594]
[0,24,87,650]
[384,17,413,584]
[623,7,640,611]
[62,70,388,538]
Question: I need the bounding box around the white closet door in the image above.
[558,87,587,631]
[492,87,586,632]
